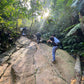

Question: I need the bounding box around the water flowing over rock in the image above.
[0,36,75,84]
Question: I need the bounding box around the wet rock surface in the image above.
[0,36,75,84]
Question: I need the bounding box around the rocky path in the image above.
[0,36,75,84]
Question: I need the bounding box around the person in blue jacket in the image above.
[47,34,60,63]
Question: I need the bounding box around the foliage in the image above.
[0,0,43,53]
[62,34,84,56]
[0,0,84,60]
[66,23,81,37]
[63,24,77,33]
[40,0,75,40]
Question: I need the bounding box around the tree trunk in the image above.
[79,14,84,35]
[74,55,82,84]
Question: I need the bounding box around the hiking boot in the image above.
[52,60,56,64]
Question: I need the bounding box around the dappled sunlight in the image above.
[39,20,46,30]
[26,1,31,10]
[37,8,50,22]
[20,0,31,10]
[37,15,41,22]
[37,8,50,30]
[43,8,50,19]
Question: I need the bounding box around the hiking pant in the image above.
[37,37,40,44]
[52,46,58,61]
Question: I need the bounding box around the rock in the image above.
[56,49,75,83]
[0,47,16,65]
[0,56,9,64]
[11,43,75,84]
[34,44,75,84]
[0,36,75,84]
[0,65,12,84]
[0,47,16,58]
[11,42,37,84]
[0,64,8,77]
[15,36,31,48]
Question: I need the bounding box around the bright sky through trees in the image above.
[20,0,31,10]
[43,8,50,19]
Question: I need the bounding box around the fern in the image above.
[66,0,73,6]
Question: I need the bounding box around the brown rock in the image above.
[0,37,75,84]
[0,64,8,76]
[0,65,12,84]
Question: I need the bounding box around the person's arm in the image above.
[47,39,52,43]
[47,39,57,46]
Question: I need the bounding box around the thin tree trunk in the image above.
[79,14,84,35]
[29,13,34,37]
[75,55,82,84]
[16,19,18,32]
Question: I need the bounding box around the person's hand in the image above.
[47,39,52,43]
[47,40,50,43]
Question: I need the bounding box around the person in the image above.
[22,27,26,36]
[36,32,41,44]
[47,35,60,64]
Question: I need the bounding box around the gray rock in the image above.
[0,36,75,84]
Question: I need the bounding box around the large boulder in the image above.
[0,36,75,84]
